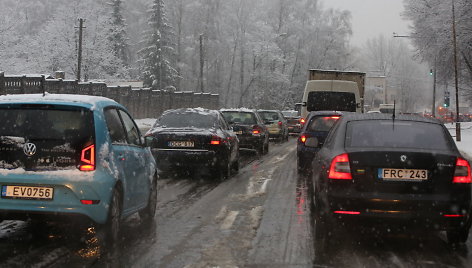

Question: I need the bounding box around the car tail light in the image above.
[328,153,352,180]
[278,121,282,126]
[443,214,465,218]
[79,144,95,171]
[252,125,262,135]
[453,157,471,183]
[210,136,224,145]
[300,118,306,125]
[334,210,360,215]
[81,200,100,205]
[300,135,307,143]
[330,116,340,120]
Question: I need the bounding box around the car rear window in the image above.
[0,106,95,170]
[221,112,257,125]
[307,116,340,132]
[258,111,280,122]
[346,120,451,150]
[155,111,217,129]
[307,91,356,112]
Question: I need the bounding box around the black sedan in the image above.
[311,113,472,250]
[221,109,269,155]
[145,108,239,179]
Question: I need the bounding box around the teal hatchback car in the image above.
[0,94,158,243]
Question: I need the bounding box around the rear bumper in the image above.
[0,171,115,224]
[319,188,472,231]
[154,149,219,169]
[297,145,320,168]
[237,135,264,150]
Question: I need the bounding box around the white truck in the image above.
[301,69,366,118]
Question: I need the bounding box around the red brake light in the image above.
[334,210,360,215]
[81,200,100,205]
[443,214,465,218]
[278,121,282,126]
[300,118,306,125]
[330,116,340,120]
[328,153,352,180]
[210,140,221,145]
[253,130,260,134]
[300,135,307,143]
[453,157,471,183]
[79,144,95,171]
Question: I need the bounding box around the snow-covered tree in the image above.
[138,0,178,90]
[108,0,130,68]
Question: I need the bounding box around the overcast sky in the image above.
[321,0,411,47]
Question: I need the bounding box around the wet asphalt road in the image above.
[0,137,472,267]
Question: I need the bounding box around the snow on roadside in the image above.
[446,122,472,159]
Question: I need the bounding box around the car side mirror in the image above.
[144,136,157,147]
[302,102,307,107]
[264,120,271,124]
[305,137,322,148]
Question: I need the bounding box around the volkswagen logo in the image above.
[23,143,37,156]
[400,155,407,162]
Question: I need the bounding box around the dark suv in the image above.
[297,111,342,173]
[221,109,269,155]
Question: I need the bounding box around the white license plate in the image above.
[235,131,243,135]
[378,168,428,181]
[168,141,194,148]
[2,185,54,200]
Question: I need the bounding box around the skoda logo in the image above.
[23,143,37,156]
[400,155,407,162]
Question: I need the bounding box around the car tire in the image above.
[447,227,470,244]
[263,141,269,155]
[139,174,158,223]
[231,155,240,174]
[258,142,265,156]
[214,157,231,180]
[102,188,122,246]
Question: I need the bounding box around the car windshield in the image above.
[221,111,257,125]
[154,111,217,129]
[258,111,280,122]
[346,120,451,150]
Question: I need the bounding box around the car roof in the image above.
[0,93,122,110]
[220,108,256,113]
[339,112,442,124]
[163,107,219,116]
[307,111,344,117]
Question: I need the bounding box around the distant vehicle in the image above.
[297,111,342,173]
[146,108,239,180]
[282,110,298,118]
[311,113,472,254]
[366,110,381,114]
[221,108,269,155]
[0,94,158,244]
[286,116,302,134]
[257,110,289,142]
[301,69,366,118]
[379,103,398,114]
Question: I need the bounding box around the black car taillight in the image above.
[328,153,352,180]
[252,125,263,135]
[299,135,307,143]
[453,157,471,183]
[210,136,224,145]
[79,144,95,171]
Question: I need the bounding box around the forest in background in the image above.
[2,0,468,112]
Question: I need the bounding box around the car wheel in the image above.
[257,142,265,156]
[103,188,122,245]
[214,158,230,180]
[231,155,240,174]
[447,227,470,244]
[139,174,158,223]
[263,141,269,155]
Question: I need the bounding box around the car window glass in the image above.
[119,110,141,146]
[346,120,451,150]
[221,112,257,125]
[104,108,127,144]
[307,116,339,132]
[259,111,280,122]
[154,112,217,128]
[219,116,229,130]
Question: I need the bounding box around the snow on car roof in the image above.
[162,107,219,116]
[220,108,256,113]
[0,93,117,107]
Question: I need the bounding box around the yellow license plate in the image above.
[379,169,428,181]
[2,185,54,200]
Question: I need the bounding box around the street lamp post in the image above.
[452,0,461,141]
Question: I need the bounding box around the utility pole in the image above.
[199,33,204,93]
[452,0,461,141]
[76,18,85,81]
[432,61,437,117]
